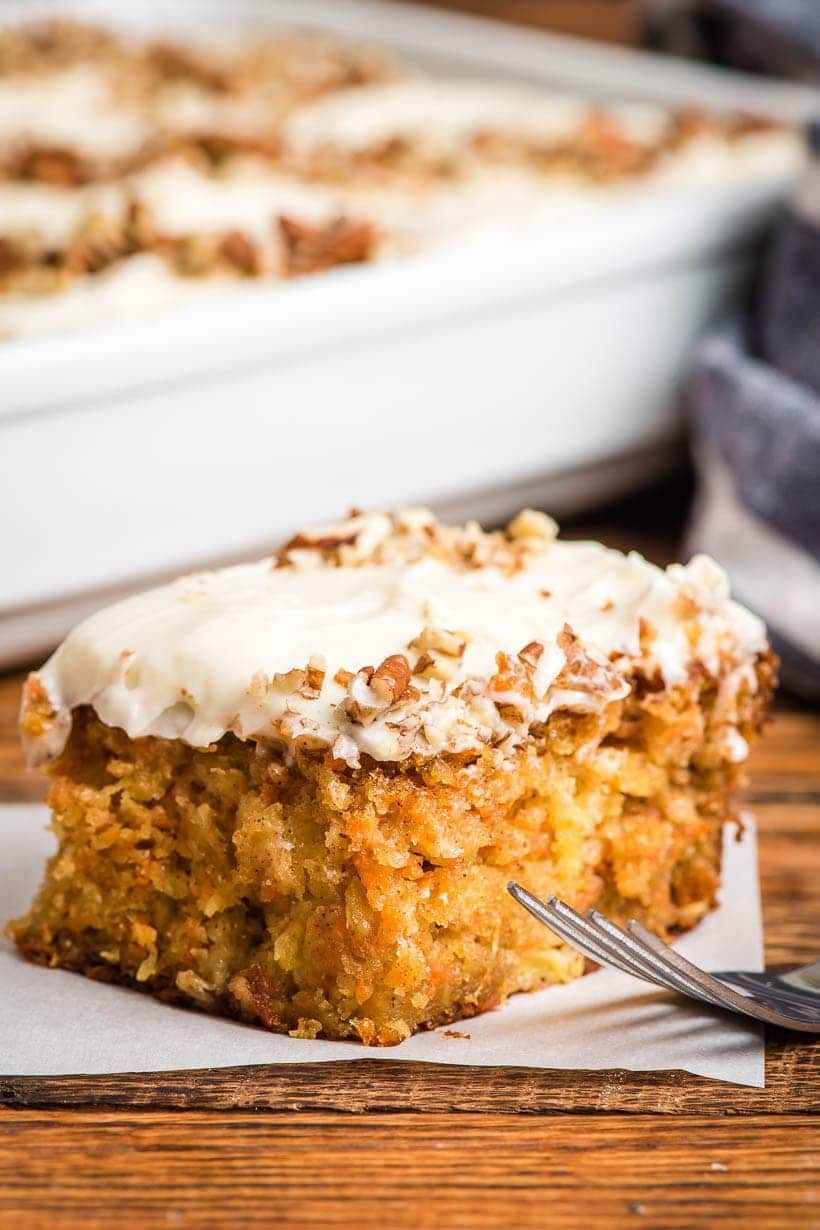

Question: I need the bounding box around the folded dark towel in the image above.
[691,323,820,549]
[687,323,820,700]
[652,0,819,699]
[648,0,820,82]
[685,74,819,702]
[755,125,820,393]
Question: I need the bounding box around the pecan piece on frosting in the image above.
[409,625,466,682]
[9,144,92,186]
[408,625,466,658]
[518,641,544,668]
[555,624,629,703]
[370,654,411,704]
[506,509,558,543]
[219,229,263,276]
[277,214,379,276]
[285,529,359,552]
[305,655,327,696]
[277,511,367,563]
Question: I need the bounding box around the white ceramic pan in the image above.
[1,0,816,666]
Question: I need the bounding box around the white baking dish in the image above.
[1,0,815,666]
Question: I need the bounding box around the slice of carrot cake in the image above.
[12,508,775,1044]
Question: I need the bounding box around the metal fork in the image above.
[507,883,820,1033]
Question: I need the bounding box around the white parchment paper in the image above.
[0,805,764,1085]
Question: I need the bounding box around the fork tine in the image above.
[571,903,729,1008]
[512,885,738,1010]
[514,886,719,1000]
[547,898,696,993]
[586,910,732,1010]
[507,884,641,976]
[509,884,820,1033]
[542,907,672,986]
[507,884,674,988]
[624,918,820,1031]
[625,919,778,1017]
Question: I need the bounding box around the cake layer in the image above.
[11,655,772,1045]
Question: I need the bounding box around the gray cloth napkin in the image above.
[687,324,820,700]
[686,130,820,700]
[755,124,820,392]
[648,0,820,83]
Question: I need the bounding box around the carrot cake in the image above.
[0,17,804,336]
[11,508,775,1044]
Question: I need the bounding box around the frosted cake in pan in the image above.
[0,18,804,336]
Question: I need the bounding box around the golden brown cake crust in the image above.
[10,650,775,1045]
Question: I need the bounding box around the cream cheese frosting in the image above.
[282,79,596,153]
[0,22,805,338]
[0,181,124,247]
[0,253,220,338]
[0,64,151,158]
[25,508,767,769]
[130,156,351,241]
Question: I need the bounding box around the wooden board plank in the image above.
[0,1110,817,1230]
[2,1042,819,1115]
[413,0,643,45]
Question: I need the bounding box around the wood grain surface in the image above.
[1,486,818,1226]
[414,0,643,44]
[0,0,816,1220]
[0,1111,817,1229]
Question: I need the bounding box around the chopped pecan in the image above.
[408,625,466,658]
[555,624,629,703]
[277,214,378,276]
[370,654,411,703]
[270,667,308,695]
[412,652,436,677]
[219,230,262,276]
[305,655,326,696]
[407,625,466,682]
[518,641,544,668]
[507,509,558,542]
[285,530,358,552]
[10,145,92,186]
[342,666,385,723]
[146,40,233,92]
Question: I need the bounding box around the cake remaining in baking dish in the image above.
[0,17,804,336]
[12,508,775,1044]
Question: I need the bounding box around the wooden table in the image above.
[414,0,643,45]
[0,489,818,1229]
